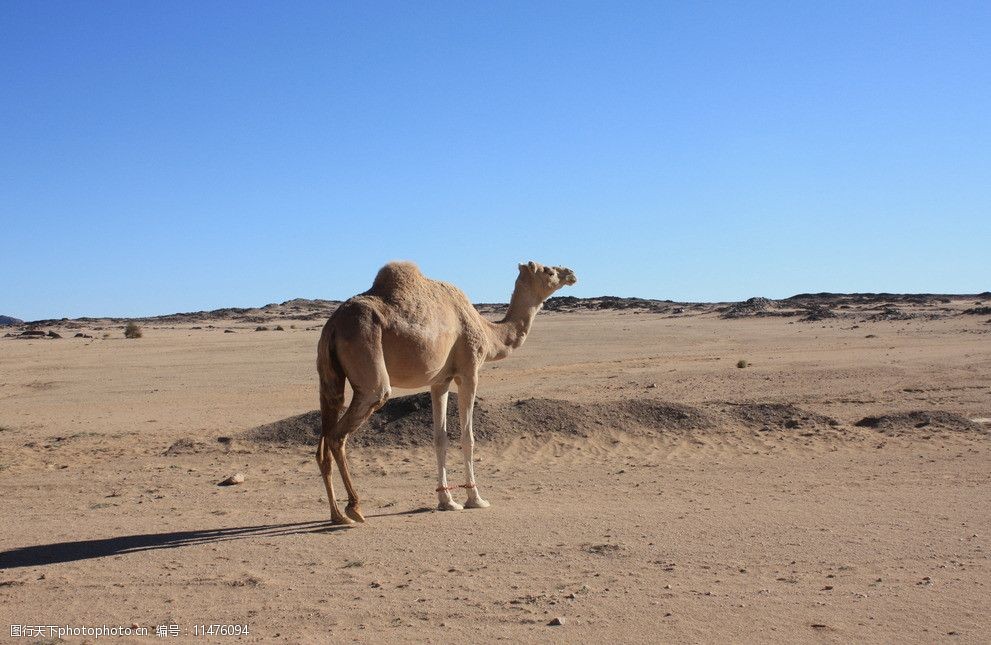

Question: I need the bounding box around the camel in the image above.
[316,260,577,525]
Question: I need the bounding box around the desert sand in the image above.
[1,296,989,643]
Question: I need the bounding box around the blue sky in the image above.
[2,2,989,320]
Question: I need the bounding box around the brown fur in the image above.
[316,260,577,524]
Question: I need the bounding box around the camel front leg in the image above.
[432,382,462,511]
[458,375,490,509]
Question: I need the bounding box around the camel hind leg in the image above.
[316,332,351,525]
[328,387,387,523]
[330,326,391,523]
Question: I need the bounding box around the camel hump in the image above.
[370,261,425,294]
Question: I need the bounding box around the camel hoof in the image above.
[331,514,356,526]
[345,504,366,523]
[437,499,464,511]
[464,497,490,509]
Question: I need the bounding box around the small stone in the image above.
[369,581,381,588]
[218,472,245,486]
[647,383,657,389]
[547,617,564,626]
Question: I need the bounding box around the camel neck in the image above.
[486,280,542,358]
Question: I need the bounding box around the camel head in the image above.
[517,260,578,301]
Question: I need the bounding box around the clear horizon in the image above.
[8,287,991,324]
[3,2,990,321]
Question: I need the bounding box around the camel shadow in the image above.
[0,507,432,570]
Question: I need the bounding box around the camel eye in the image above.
[542,267,553,275]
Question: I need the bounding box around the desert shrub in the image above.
[124,322,142,339]
[274,325,285,331]
[736,359,748,369]
[255,326,268,332]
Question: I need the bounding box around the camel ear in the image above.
[518,263,527,272]
[527,261,537,272]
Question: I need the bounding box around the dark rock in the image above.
[0,315,24,326]
[855,411,983,435]
[866,306,915,322]
[799,304,837,322]
[728,403,837,431]
[721,297,774,319]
